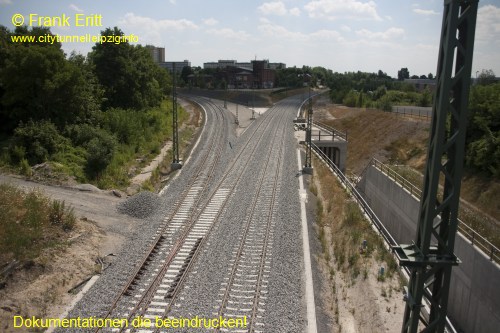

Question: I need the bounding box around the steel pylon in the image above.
[171,63,181,170]
[393,1,478,332]
[304,90,313,174]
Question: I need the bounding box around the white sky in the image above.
[1,0,499,78]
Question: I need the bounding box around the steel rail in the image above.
[213,104,289,333]
[94,99,227,332]
[148,101,293,333]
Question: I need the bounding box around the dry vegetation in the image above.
[0,184,76,267]
[0,184,103,333]
[309,98,499,330]
[315,102,499,246]
[310,156,404,332]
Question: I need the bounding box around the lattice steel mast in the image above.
[394,1,478,332]
[304,87,313,174]
[171,63,182,170]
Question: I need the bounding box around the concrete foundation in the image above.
[171,162,183,171]
[357,165,500,333]
[303,166,314,175]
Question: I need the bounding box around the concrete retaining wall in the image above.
[357,166,500,333]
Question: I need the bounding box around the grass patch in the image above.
[312,156,400,284]
[0,183,76,266]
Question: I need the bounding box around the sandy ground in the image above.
[0,174,143,332]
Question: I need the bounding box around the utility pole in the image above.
[303,87,313,175]
[171,63,182,170]
[235,104,239,125]
[224,80,227,109]
[393,1,478,332]
[251,87,256,120]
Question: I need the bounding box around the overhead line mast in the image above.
[393,1,478,332]
[171,63,182,170]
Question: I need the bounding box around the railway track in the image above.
[93,98,228,332]
[213,105,287,333]
[94,98,295,332]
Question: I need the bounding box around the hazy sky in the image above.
[2,0,499,78]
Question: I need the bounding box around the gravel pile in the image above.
[117,191,160,218]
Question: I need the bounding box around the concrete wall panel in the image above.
[357,166,500,333]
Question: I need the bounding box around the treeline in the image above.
[327,70,433,110]
[466,81,500,177]
[0,26,175,187]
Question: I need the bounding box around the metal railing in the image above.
[312,121,348,141]
[309,146,463,333]
[309,143,396,247]
[391,106,432,119]
[369,158,500,264]
[371,158,423,199]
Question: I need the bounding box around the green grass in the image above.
[0,184,76,266]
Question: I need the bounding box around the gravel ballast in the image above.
[58,96,308,333]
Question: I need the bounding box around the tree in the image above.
[477,69,496,85]
[398,68,409,81]
[180,65,193,85]
[10,120,66,165]
[0,26,102,132]
[428,73,434,80]
[89,27,168,110]
[465,83,500,176]
[343,90,358,107]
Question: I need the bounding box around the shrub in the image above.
[10,120,65,165]
[378,95,393,112]
[85,131,117,178]
[19,158,32,177]
[49,200,76,231]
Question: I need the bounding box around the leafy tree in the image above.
[0,26,101,132]
[398,67,409,81]
[465,83,500,176]
[343,90,358,107]
[180,65,193,85]
[477,69,496,86]
[89,27,168,110]
[84,129,117,178]
[10,120,66,165]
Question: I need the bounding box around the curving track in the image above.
[65,96,308,333]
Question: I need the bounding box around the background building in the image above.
[160,60,191,73]
[147,46,165,63]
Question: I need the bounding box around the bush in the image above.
[19,158,32,177]
[85,131,117,178]
[378,95,393,112]
[343,90,358,107]
[10,120,65,165]
[49,200,76,231]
